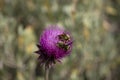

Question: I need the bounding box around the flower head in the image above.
[35,25,73,68]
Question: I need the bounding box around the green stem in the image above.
[45,67,49,80]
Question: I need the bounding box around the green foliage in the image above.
[0,0,120,80]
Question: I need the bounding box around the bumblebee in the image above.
[57,41,70,51]
[58,33,70,41]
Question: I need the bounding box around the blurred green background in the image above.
[0,0,120,80]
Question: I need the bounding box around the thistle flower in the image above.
[35,25,73,68]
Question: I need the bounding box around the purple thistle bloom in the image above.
[35,25,73,68]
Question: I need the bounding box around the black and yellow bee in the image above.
[57,33,72,51]
[58,33,70,41]
[57,41,70,51]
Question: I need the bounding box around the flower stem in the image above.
[45,66,49,80]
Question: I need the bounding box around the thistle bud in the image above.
[35,25,73,68]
